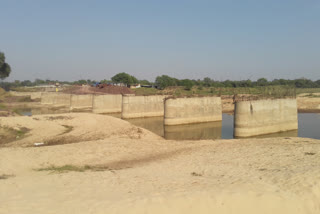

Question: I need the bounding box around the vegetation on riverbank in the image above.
[134,85,305,98]
[1,72,320,92]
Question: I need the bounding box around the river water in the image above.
[17,108,320,140]
[124,113,320,140]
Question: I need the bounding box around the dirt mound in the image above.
[0,113,162,147]
[63,85,134,95]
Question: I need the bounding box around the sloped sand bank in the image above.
[1,113,320,213]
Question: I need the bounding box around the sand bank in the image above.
[0,113,320,213]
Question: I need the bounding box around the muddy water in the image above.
[16,108,320,140]
[125,117,223,140]
[124,113,320,140]
[125,117,164,137]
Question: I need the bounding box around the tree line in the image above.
[0,50,319,90]
[0,54,319,92]
[154,75,320,90]
[1,74,319,91]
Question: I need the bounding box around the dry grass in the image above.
[37,147,193,174]
[191,172,204,177]
[301,93,320,98]
[296,88,320,94]
[39,136,86,147]
[60,125,74,135]
[0,126,30,146]
[36,165,109,173]
[0,174,15,180]
[133,86,300,99]
[305,152,316,156]
[0,102,6,111]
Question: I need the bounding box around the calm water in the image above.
[298,113,320,139]
[17,108,320,140]
[125,113,320,140]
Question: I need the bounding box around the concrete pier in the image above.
[41,92,71,107]
[234,98,298,137]
[164,97,222,125]
[92,94,122,113]
[40,92,124,113]
[70,94,93,110]
[122,95,166,119]
[10,91,42,100]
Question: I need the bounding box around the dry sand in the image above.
[1,113,320,214]
[297,97,320,113]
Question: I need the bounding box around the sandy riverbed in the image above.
[0,113,320,214]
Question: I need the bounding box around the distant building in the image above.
[129,84,141,89]
[35,84,55,88]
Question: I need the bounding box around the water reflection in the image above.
[124,117,164,137]
[221,113,234,139]
[124,114,319,140]
[124,117,223,140]
[165,121,222,140]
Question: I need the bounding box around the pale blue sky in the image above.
[1,0,319,81]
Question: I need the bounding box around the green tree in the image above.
[34,79,45,85]
[203,77,213,87]
[155,75,177,89]
[180,79,194,90]
[111,72,138,85]
[131,75,139,84]
[223,80,233,87]
[21,80,32,86]
[100,79,112,84]
[238,79,252,87]
[140,79,151,85]
[0,52,11,80]
[294,78,315,88]
[75,79,87,85]
[256,78,268,86]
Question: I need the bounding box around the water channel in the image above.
[17,108,320,140]
[124,113,320,140]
